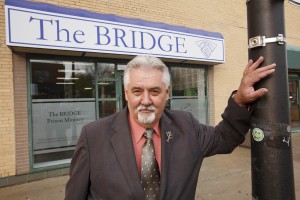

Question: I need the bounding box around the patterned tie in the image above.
[141,128,160,200]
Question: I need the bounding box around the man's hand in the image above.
[234,56,276,108]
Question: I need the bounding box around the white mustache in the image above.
[136,105,156,111]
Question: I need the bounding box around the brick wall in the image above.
[0,0,15,177]
[208,67,215,126]
[13,53,30,175]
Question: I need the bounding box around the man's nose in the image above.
[141,91,152,105]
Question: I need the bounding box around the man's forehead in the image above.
[130,85,163,90]
[128,76,166,89]
[130,67,162,73]
[130,68,163,79]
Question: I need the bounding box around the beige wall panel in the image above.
[0,0,15,177]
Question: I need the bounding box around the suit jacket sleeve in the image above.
[65,126,90,200]
[195,94,252,157]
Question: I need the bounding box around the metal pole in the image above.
[247,0,295,199]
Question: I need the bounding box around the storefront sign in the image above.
[289,0,300,6]
[5,0,225,63]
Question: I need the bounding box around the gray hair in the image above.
[123,55,170,88]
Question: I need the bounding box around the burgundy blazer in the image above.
[65,96,251,200]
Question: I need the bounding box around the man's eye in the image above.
[150,91,160,96]
[132,90,142,95]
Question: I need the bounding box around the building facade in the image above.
[0,0,299,186]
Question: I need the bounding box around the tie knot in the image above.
[144,128,153,139]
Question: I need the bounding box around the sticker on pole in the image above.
[252,128,264,142]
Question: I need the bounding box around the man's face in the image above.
[125,67,170,128]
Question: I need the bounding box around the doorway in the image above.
[97,63,126,118]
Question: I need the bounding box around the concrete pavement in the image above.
[0,132,299,200]
[196,131,300,200]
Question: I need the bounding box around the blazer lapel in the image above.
[110,109,144,200]
[159,112,176,200]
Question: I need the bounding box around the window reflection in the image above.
[171,67,200,97]
[97,63,115,79]
[170,67,207,124]
[31,60,95,99]
[99,101,116,118]
[98,81,116,98]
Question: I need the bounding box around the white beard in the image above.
[136,105,156,124]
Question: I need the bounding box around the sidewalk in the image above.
[0,133,299,200]
[196,132,300,200]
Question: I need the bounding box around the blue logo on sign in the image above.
[195,40,217,58]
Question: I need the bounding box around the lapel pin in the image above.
[166,131,172,143]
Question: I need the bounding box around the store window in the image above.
[29,58,208,169]
[170,66,208,124]
[287,46,300,129]
[30,59,96,168]
[289,73,300,129]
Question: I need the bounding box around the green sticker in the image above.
[252,128,264,142]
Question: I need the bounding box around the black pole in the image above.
[247,0,295,199]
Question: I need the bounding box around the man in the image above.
[65,55,275,200]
